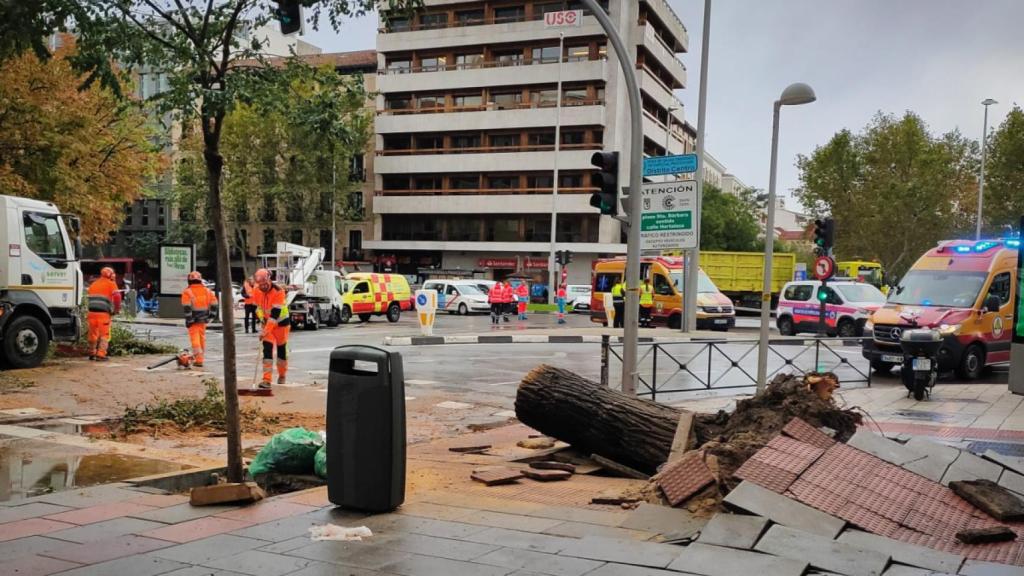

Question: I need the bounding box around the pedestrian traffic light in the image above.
[589,151,619,216]
[813,217,835,255]
[818,287,829,302]
[555,250,573,266]
[565,250,573,264]
[274,0,303,35]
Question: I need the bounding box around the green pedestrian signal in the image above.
[589,151,619,216]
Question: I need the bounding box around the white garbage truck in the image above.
[258,242,344,330]
[0,195,83,368]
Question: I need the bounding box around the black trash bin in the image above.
[327,345,405,512]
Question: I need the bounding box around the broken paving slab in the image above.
[755,524,890,576]
[723,481,846,539]
[882,567,957,576]
[696,513,769,550]
[656,451,715,507]
[902,455,951,483]
[998,469,1024,497]
[847,429,924,466]
[666,542,807,576]
[983,450,1024,477]
[949,479,1024,521]
[941,451,1004,486]
[958,559,1024,576]
[618,503,706,540]
[904,437,961,467]
[836,529,963,573]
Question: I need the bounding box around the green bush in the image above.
[120,379,278,434]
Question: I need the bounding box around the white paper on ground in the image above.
[308,524,373,541]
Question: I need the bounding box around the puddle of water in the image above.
[889,410,959,423]
[25,420,111,436]
[0,437,188,502]
[965,441,1024,457]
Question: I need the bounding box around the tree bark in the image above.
[203,116,243,484]
[515,365,684,474]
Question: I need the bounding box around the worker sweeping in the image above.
[86,267,121,361]
[181,271,217,367]
[253,268,290,389]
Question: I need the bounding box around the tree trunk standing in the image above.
[203,121,244,484]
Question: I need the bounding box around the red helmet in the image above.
[100,267,115,279]
[188,271,202,282]
[254,268,270,282]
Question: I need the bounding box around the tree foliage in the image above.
[984,106,1024,233]
[796,112,978,279]
[699,183,762,251]
[0,46,168,242]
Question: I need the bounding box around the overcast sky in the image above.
[303,0,1024,210]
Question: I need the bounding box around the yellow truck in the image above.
[700,251,797,310]
[836,260,885,289]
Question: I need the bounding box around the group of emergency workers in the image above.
[486,280,569,325]
[610,277,655,328]
[85,267,290,388]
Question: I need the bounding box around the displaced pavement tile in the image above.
[657,451,715,506]
[203,549,316,576]
[754,524,889,576]
[50,554,188,576]
[666,541,807,576]
[618,503,705,540]
[782,417,836,449]
[0,518,76,542]
[733,458,798,494]
[958,560,1024,576]
[3,554,80,576]
[43,501,157,525]
[141,515,254,543]
[47,517,167,543]
[471,467,525,486]
[723,481,846,538]
[522,468,572,482]
[381,553,511,576]
[696,513,769,550]
[151,533,269,565]
[942,451,1004,485]
[904,437,961,467]
[983,450,1024,477]
[848,430,923,466]
[557,535,681,568]
[837,529,963,573]
[998,469,1024,497]
[462,527,578,554]
[474,547,604,576]
[0,502,73,524]
[39,534,171,564]
[902,456,951,483]
[543,521,655,541]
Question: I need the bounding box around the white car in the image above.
[565,284,592,311]
[422,280,492,315]
[777,280,886,337]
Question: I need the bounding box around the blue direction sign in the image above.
[643,154,698,177]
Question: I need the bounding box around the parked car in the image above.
[422,279,492,315]
[777,280,886,337]
[565,284,592,311]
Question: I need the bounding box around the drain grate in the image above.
[965,441,1024,457]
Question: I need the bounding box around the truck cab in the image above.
[0,195,82,368]
[862,239,1019,379]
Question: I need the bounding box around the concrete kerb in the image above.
[382,333,830,347]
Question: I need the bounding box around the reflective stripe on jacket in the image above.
[254,284,291,327]
[181,284,217,323]
[87,278,119,314]
[639,284,654,307]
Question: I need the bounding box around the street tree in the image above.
[982,106,1024,233]
[60,0,413,483]
[796,112,978,279]
[0,45,167,242]
[699,183,761,251]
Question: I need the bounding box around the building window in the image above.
[527,174,553,190]
[450,175,479,190]
[490,133,519,148]
[420,55,447,71]
[262,228,275,253]
[415,134,443,150]
[456,9,484,25]
[529,88,558,107]
[385,96,411,110]
[382,175,408,191]
[383,216,438,241]
[487,175,517,189]
[349,190,364,214]
[320,229,332,253]
[386,58,411,74]
[493,49,523,67]
[486,218,520,242]
[562,131,585,146]
[387,16,411,31]
[455,52,483,69]
[419,13,448,29]
[557,217,583,242]
[531,46,560,64]
[383,134,411,150]
[451,134,481,149]
[290,229,303,244]
[566,44,590,62]
[158,204,166,226]
[418,94,442,110]
[491,90,522,110]
[447,217,479,241]
[349,229,362,252]
[452,93,482,108]
[524,216,552,242]
[560,173,584,188]
[141,203,150,226]
[414,176,443,190]
[350,154,365,182]
[529,132,556,147]
[493,5,525,22]
[534,2,563,16]
[563,87,589,105]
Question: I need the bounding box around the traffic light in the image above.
[817,287,829,302]
[555,250,573,266]
[813,217,835,255]
[589,151,619,215]
[274,0,303,35]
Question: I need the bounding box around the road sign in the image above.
[642,154,698,177]
[544,9,583,27]
[639,180,697,250]
[814,256,835,280]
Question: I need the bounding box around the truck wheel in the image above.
[3,315,49,369]
[837,319,856,338]
[327,308,340,327]
[956,344,985,380]
[340,306,352,324]
[777,316,795,336]
[387,303,401,323]
[358,313,371,323]
[307,315,319,331]
[871,360,895,375]
[667,314,680,329]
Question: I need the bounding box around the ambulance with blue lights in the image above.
[862,238,1019,379]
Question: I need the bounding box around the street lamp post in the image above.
[756,82,816,392]
[977,98,997,240]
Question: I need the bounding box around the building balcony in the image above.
[364,239,626,254]
[640,0,689,52]
[376,148,597,174]
[372,193,600,215]
[377,59,608,93]
[636,23,687,88]
[377,104,606,133]
[639,68,685,122]
[378,14,605,52]
[378,141,601,157]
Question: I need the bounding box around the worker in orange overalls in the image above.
[253,268,290,388]
[181,271,217,367]
[515,281,529,321]
[86,267,122,361]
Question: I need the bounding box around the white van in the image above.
[422,279,492,315]
[565,284,592,311]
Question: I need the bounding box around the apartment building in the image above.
[367,0,689,283]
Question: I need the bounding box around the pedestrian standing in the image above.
[253,268,290,388]
[501,279,513,323]
[556,284,567,324]
[639,278,654,328]
[242,276,257,334]
[86,267,121,361]
[181,271,217,367]
[515,281,529,321]
[611,278,625,329]
[488,281,503,325]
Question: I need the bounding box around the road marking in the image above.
[406,379,440,386]
[435,401,473,410]
[487,381,520,387]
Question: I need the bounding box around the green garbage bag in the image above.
[249,427,324,477]
[314,444,328,479]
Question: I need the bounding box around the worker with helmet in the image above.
[253,268,290,388]
[181,271,217,367]
[86,267,122,360]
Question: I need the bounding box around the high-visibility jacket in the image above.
[639,283,654,307]
[242,280,255,306]
[253,284,291,328]
[488,284,503,304]
[501,284,514,303]
[514,283,528,301]
[181,282,217,325]
[87,278,121,315]
[611,282,625,302]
